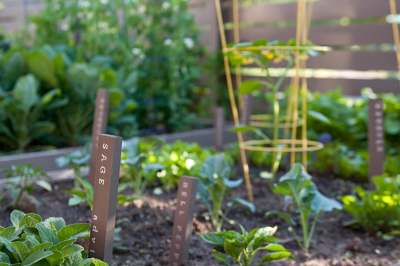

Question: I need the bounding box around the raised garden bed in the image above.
[0,166,397,266]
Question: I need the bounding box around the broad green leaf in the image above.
[0,251,10,264]
[43,218,65,233]
[10,211,25,228]
[0,228,15,239]
[261,251,292,262]
[45,250,64,266]
[36,224,59,245]
[227,198,256,213]
[0,263,11,266]
[57,224,90,242]
[201,154,230,181]
[60,245,83,258]
[21,251,52,266]
[307,110,331,124]
[41,89,61,106]
[27,51,58,88]
[26,242,52,257]
[223,179,243,188]
[11,242,29,261]
[35,180,52,192]
[239,80,264,94]
[90,260,108,266]
[224,239,244,260]
[13,75,38,111]
[68,197,87,207]
[108,88,124,108]
[211,250,231,266]
[49,239,75,252]
[309,189,342,213]
[262,243,289,252]
[200,233,225,247]
[61,252,83,266]
[19,214,41,228]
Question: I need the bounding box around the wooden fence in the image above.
[1,0,400,95]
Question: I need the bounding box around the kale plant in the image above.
[198,154,255,232]
[201,225,294,265]
[265,163,342,253]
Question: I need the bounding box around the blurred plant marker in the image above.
[368,98,384,190]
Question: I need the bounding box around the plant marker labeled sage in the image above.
[170,176,198,266]
[214,107,225,151]
[89,134,122,264]
[88,89,110,185]
[368,98,384,190]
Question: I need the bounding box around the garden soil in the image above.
[0,168,399,266]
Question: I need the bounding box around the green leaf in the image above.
[309,189,342,213]
[229,125,255,133]
[60,245,83,258]
[45,250,64,266]
[36,224,59,245]
[0,251,11,264]
[43,218,65,233]
[227,198,256,213]
[265,211,296,226]
[27,52,58,88]
[10,211,26,228]
[224,239,244,260]
[26,242,52,257]
[307,110,331,124]
[239,80,264,94]
[12,75,38,111]
[11,242,29,261]
[49,239,75,252]
[90,260,108,266]
[35,180,52,192]
[261,251,292,262]
[57,224,89,242]
[263,243,289,252]
[19,214,41,228]
[41,89,61,106]
[0,227,16,239]
[211,250,231,266]
[223,179,243,188]
[108,88,124,108]
[200,233,225,247]
[21,250,53,266]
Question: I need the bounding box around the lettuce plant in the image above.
[198,154,255,232]
[342,174,400,240]
[0,164,52,210]
[265,163,342,253]
[0,210,107,266]
[200,225,294,265]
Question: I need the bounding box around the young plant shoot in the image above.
[0,164,52,210]
[198,154,255,232]
[0,210,108,265]
[265,163,342,253]
[200,224,294,266]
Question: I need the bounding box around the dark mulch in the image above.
[0,168,399,266]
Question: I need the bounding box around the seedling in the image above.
[198,154,255,232]
[265,163,342,253]
[0,164,52,210]
[201,224,294,265]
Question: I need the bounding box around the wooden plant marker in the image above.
[368,98,384,190]
[170,176,198,266]
[89,134,122,264]
[88,89,110,186]
[214,107,225,152]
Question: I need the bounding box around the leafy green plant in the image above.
[200,225,294,265]
[0,164,52,210]
[198,154,255,232]
[146,140,222,190]
[120,137,165,196]
[342,174,400,240]
[265,163,342,253]
[66,177,139,210]
[55,145,91,180]
[0,74,61,151]
[0,210,107,266]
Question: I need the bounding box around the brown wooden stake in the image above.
[368,99,384,190]
[88,89,110,186]
[214,107,225,152]
[89,134,122,264]
[170,176,198,266]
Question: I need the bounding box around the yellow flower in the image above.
[242,58,254,65]
[234,54,243,59]
[273,57,282,64]
[266,53,274,60]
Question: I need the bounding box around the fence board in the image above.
[232,24,395,45]
[223,0,399,24]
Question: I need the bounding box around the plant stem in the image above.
[306,212,319,252]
